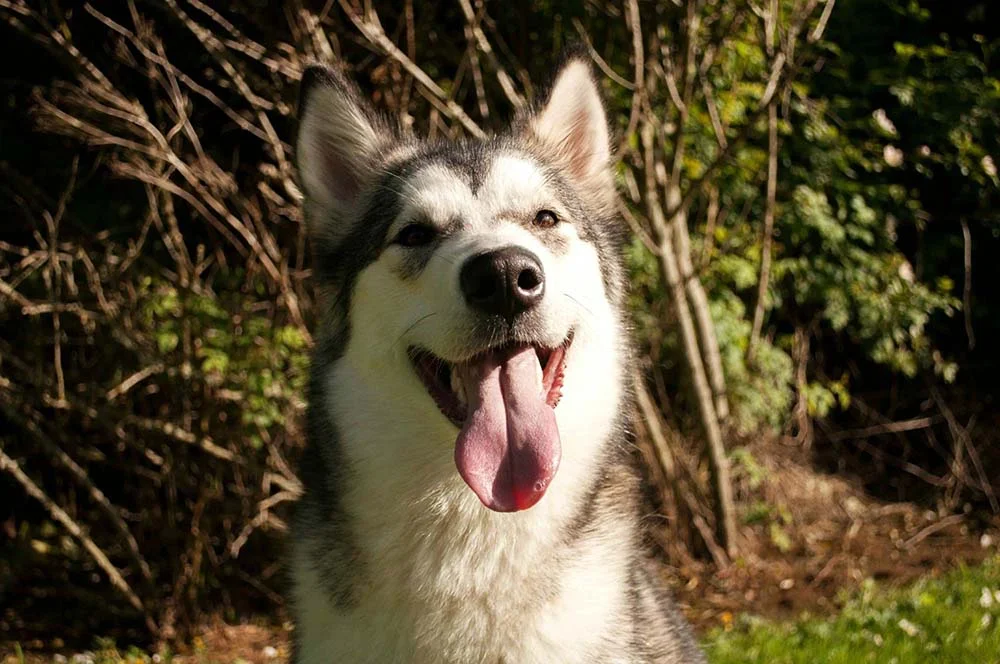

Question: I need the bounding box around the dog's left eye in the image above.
[533,210,559,228]
[395,224,437,247]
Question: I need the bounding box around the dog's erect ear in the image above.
[296,65,386,235]
[529,59,613,195]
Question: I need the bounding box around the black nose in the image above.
[460,246,545,319]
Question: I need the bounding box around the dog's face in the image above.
[297,60,625,513]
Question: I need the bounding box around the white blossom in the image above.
[897,618,921,637]
[884,145,904,167]
[983,155,997,178]
[873,109,898,136]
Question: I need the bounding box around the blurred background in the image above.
[1,0,998,661]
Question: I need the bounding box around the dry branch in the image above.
[0,394,154,588]
[128,416,244,464]
[641,118,737,556]
[634,372,729,567]
[0,445,157,634]
[457,0,525,109]
[338,0,486,138]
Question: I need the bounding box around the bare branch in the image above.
[641,119,737,556]
[457,0,525,109]
[0,394,154,588]
[128,416,244,464]
[748,99,780,359]
[809,0,836,43]
[931,385,997,512]
[0,445,156,634]
[633,371,729,567]
[571,17,636,90]
[961,218,975,350]
[339,0,486,138]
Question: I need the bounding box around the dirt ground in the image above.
[669,438,998,630]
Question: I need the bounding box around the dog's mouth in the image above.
[408,334,571,513]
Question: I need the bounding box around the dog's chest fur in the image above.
[293,467,639,663]
[291,349,643,663]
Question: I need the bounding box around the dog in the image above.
[289,55,706,663]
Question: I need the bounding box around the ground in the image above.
[669,438,998,630]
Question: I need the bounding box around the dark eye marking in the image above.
[533,209,559,229]
[394,223,437,247]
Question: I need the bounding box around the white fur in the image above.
[296,81,383,242]
[531,61,614,198]
[292,155,630,663]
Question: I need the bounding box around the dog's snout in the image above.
[460,246,545,319]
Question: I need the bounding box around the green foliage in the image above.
[730,448,768,491]
[138,275,308,450]
[626,0,989,437]
[711,294,794,434]
[802,378,851,419]
[705,558,1000,663]
[738,495,794,553]
[773,186,958,378]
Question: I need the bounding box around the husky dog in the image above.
[290,55,705,663]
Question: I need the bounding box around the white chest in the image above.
[291,482,633,664]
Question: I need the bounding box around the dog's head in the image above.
[297,58,626,513]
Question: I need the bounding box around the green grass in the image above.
[704,557,1000,664]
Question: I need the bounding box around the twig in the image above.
[229,489,300,558]
[931,385,998,512]
[571,17,635,90]
[902,513,965,549]
[961,218,975,350]
[339,1,486,138]
[0,444,157,634]
[827,417,939,441]
[185,0,301,79]
[846,437,947,487]
[466,40,490,120]
[809,0,836,43]
[82,4,273,142]
[0,395,154,588]
[0,0,114,90]
[128,416,244,464]
[106,363,165,401]
[616,195,659,255]
[699,72,728,149]
[623,0,645,151]
[457,0,525,109]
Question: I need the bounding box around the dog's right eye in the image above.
[395,224,437,247]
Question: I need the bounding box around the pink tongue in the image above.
[454,346,561,512]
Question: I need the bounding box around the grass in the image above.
[704,557,1000,664]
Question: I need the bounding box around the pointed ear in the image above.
[296,65,387,236]
[529,59,613,195]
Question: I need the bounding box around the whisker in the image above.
[563,292,595,319]
[394,312,438,350]
[435,252,460,268]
